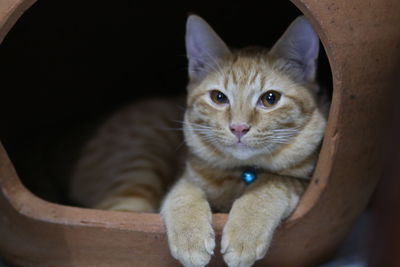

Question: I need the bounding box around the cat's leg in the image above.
[72,144,175,213]
[93,170,164,212]
[221,175,307,267]
[161,177,215,267]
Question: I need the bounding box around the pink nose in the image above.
[230,123,250,139]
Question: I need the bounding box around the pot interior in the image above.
[0,0,332,207]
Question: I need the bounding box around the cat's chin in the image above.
[224,143,260,161]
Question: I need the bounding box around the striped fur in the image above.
[161,16,328,267]
[162,47,327,267]
[70,15,328,267]
[70,97,186,212]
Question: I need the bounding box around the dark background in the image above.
[0,1,332,203]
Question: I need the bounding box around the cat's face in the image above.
[184,15,320,163]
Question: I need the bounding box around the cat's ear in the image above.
[186,15,230,81]
[270,16,319,83]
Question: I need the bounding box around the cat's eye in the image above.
[210,90,229,105]
[259,90,281,107]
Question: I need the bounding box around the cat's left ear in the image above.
[270,16,319,83]
[186,15,231,82]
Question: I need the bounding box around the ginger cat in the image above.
[70,15,327,267]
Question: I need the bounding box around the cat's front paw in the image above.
[221,222,272,267]
[167,219,215,267]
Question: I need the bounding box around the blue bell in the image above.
[241,167,257,185]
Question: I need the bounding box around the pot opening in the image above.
[0,1,332,213]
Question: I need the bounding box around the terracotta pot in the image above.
[1,0,400,266]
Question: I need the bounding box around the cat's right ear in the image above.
[186,15,230,82]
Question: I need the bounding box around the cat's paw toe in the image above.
[221,228,269,267]
[223,250,256,267]
[168,224,215,267]
[221,242,265,267]
[172,246,213,267]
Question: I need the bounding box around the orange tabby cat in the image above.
[70,15,327,267]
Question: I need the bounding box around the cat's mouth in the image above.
[234,141,249,149]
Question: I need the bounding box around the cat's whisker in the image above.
[189,126,215,132]
[269,140,291,144]
[271,132,299,136]
[271,135,296,139]
[174,140,186,152]
[190,125,215,131]
[270,133,299,138]
[258,137,293,144]
[192,131,215,136]
[160,128,217,136]
[191,128,213,132]
[269,127,293,132]
[254,135,296,142]
[271,127,300,132]
[198,134,219,142]
[154,125,214,133]
[178,120,215,130]
[174,104,186,111]
[188,124,226,134]
[202,136,222,155]
[188,122,213,128]
[200,134,223,145]
[157,127,186,132]
[258,133,297,138]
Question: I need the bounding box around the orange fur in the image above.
[70,15,328,267]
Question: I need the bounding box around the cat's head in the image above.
[184,15,322,166]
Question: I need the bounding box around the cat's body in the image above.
[70,97,186,212]
[70,15,328,267]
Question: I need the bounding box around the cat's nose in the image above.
[230,123,250,139]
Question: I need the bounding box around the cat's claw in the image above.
[167,223,215,267]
